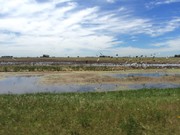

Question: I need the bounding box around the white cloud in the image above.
[154,0,180,5]
[146,0,180,9]
[145,18,180,37]
[0,0,180,57]
[104,37,180,57]
[106,0,116,3]
[153,37,180,50]
[118,7,126,12]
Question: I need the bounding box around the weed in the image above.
[120,115,143,135]
[70,131,80,135]
[78,113,91,128]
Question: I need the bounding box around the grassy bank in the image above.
[0,65,125,72]
[0,65,179,72]
[0,88,180,135]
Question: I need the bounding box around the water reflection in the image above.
[0,76,121,94]
[0,74,179,94]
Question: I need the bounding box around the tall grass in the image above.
[0,88,180,135]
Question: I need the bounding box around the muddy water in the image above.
[0,73,179,94]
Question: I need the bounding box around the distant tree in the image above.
[42,54,49,58]
[174,54,180,57]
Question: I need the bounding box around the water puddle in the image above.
[0,73,179,94]
[0,76,121,94]
[128,83,180,90]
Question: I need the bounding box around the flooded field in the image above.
[0,70,179,94]
[0,75,120,94]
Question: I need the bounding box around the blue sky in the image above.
[0,0,180,57]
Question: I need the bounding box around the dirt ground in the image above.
[40,72,180,85]
[38,69,180,85]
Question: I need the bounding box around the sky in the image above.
[0,0,180,57]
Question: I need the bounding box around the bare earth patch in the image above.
[40,72,116,84]
[40,70,180,85]
[0,69,179,85]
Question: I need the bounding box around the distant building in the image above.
[1,56,13,58]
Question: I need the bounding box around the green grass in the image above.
[0,88,180,135]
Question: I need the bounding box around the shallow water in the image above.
[0,73,179,94]
[0,76,121,94]
[128,83,180,90]
[107,72,180,78]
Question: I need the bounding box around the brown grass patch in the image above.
[40,72,120,84]
[40,71,180,85]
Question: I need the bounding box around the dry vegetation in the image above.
[40,71,180,85]
[0,57,179,64]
